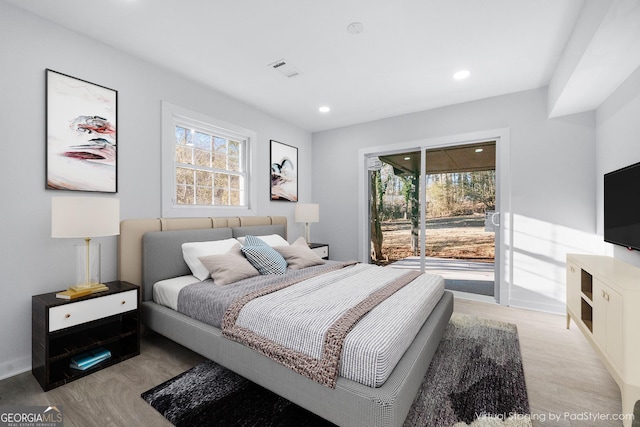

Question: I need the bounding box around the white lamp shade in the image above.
[295,203,319,223]
[52,197,120,238]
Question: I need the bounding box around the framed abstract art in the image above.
[270,140,297,202]
[46,69,118,193]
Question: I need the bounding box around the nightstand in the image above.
[32,281,140,391]
[309,243,329,260]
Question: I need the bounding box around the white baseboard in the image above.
[0,356,31,381]
[508,298,565,316]
[450,290,497,304]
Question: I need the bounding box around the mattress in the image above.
[154,262,444,388]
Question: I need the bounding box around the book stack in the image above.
[69,283,109,293]
[56,284,109,299]
[55,288,92,300]
[70,348,111,371]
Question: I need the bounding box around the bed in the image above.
[118,216,453,427]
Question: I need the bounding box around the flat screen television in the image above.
[604,161,640,251]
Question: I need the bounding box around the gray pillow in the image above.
[198,243,260,285]
[274,237,326,269]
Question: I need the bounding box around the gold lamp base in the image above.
[69,237,108,294]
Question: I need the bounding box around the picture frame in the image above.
[270,140,298,202]
[46,69,118,193]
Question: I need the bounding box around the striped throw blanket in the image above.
[222,263,444,388]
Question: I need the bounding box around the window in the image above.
[174,126,245,206]
[162,102,257,217]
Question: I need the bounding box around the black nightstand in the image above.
[309,243,329,260]
[32,281,140,391]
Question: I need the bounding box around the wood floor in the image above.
[455,298,623,427]
[0,298,624,427]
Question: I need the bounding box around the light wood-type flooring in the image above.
[0,297,624,426]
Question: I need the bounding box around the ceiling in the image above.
[380,141,496,176]
[6,0,637,132]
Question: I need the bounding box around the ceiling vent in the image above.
[269,59,300,78]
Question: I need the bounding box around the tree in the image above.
[468,170,496,210]
[399,174,420,254]
[370,170,387,262]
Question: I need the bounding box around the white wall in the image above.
[0,2,311,380]
[596,65,640,267]
[312,88,597,314]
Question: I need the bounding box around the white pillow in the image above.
[182,238,240,280]
[236,234,289,247]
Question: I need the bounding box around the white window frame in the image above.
[161,101,257,217]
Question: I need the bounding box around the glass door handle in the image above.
[491,212,500,227]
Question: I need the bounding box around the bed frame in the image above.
[119,216,453,427]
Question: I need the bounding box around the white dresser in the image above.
[566,254,640,427]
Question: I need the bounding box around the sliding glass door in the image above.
[367,141,497,299]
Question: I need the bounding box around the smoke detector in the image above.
[269,59,300,78]
[347,22,364,35]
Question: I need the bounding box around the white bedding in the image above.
[230,264,444,387]
[153,265,445,388]
[153,275,198,310]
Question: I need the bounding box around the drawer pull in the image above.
[65,314,71,319]
[121,301,126,305]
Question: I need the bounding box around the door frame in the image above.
[358,128,511,305]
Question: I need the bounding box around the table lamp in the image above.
[51,197,120,292]
[295,203,319,244]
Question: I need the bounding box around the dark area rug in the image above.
[141,313,530,427]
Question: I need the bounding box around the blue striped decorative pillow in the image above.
[241,244,287,275]
[243,235,270,247]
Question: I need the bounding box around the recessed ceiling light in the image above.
[404,156,411,161]
[475,148,483,153]
[453,70,470,80]
[318,106,331,113]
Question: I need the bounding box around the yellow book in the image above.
[90,285,109,294]
[55,288,92,300]
[69,283,109,293]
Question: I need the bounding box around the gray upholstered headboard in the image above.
[140,223,286,302]
[142,228,232,301]
[118,216,287,298]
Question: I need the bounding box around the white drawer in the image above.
[311,245,329,258]
[49,290,137,332]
